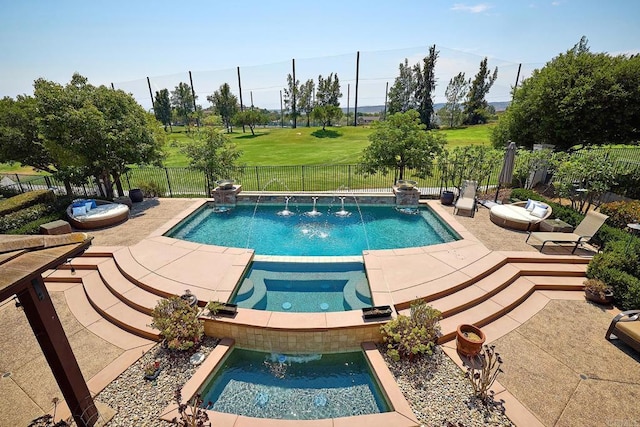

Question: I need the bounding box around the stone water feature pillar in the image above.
[211,181,242,206]
[393,182,420,208]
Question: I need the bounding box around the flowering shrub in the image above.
[380,300,441,361]
[600,200,640,230]
[151,296,203,351]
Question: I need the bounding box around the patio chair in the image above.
[525,210,609,253]
[453,180,478,217]
[605,310,640,353]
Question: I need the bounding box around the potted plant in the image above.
[456,324,486,357]
[206,300,238,317]
[440,190,455,205]
[362,305,393,319]
[144,360,161,381]
[151,296,204,351]
[583,278,614,305]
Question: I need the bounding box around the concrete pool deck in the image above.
[1,197,638,426]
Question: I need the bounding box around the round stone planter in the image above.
[440,190,455,205]
[129,188,144,203]
[456,324,486,357]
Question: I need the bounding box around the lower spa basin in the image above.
[199,348,391,420]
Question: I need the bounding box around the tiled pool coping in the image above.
[159,338,419,427]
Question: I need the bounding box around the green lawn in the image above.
[1,123,495,173]
[162,124,494,167]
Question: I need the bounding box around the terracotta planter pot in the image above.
[456,324,486,357]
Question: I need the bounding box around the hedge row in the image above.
[0,192,74,235]
[510,188,640,309]
[0,190,54,216]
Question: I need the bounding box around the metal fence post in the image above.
[301,165,305,191]
[164,168,173,197]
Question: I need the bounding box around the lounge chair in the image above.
[525,210,609,253]
[606,310,640,353]
[453,180,478,217]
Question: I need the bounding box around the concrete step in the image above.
[82,271,160,341]
[59,281,156,349]
[97,259,163,315]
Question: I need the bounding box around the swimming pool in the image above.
[166,202,459,256]
[198,348,390,420]
[231,261,372,312]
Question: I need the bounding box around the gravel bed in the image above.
[97,340,512,426]
[379,345,514,427]
[96,337,219,426]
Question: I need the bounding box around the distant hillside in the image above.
[342,101,510,114]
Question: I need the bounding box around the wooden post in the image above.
[188,71,199,127]
[237,66,245,132]
[147,77,154,113]
[17,277,98,426]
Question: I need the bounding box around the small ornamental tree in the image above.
[151,296,203,351]
[181,128,242,187]
[360,110,445,181]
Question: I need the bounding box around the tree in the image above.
[206,83,238,133]
[387,59,417,115]
[438,72,469,128]
[437,145,501,195]
[311,105,343,130]
[314,73,342,127]
[414,45,439,129]
[360,110,445,180]
[298,79,315,127]
[171,82,197,127]
[0,74,165,198]
[463,57,498,125]
[283,73,300,128]
[234,109,267,136]
[181,127,242,187]
[492,37,640,150]
[153,89,172,132]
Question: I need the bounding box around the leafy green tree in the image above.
[438,72,469,128]
[414,45,439,129]
[298,79,315,127]
[492,37,640,150]
[153,89,172,132]
[552,148,617,212]
[171,82,197,128]
[314,73,342,127]
[283,73,300,128]
[463,57,498,125]
[206,83,239,133]
[360,110,445,180]
[437,145,501,194]
[387,59,417,115]
[234,109,267,136]
[311,105,343,131]
[181,128,242,187]
[0,74,165,197]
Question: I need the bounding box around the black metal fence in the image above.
[2,146,638,199]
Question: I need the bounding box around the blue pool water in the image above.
[199,348,390,420]
[167,203,458,256]
[232,261,372,312]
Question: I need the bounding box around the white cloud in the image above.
[451,3,492,13]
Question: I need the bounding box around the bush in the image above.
[599,200,640,229]
[0,190,54,216]
[0,203,51,233]
[138,180,166,198]
[151,296,203,351]
[587,239,640,309]
[380,300,441,362]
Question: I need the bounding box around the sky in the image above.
[1,0,639,110]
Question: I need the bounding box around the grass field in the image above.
[1,123,495,173]
[163,123,495,167]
